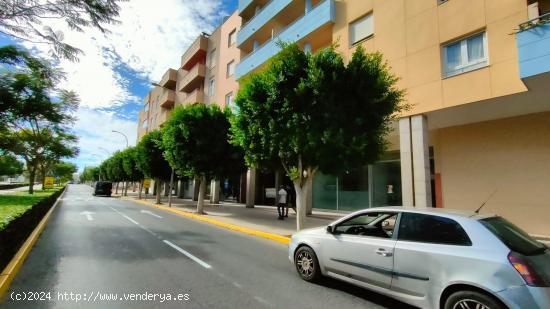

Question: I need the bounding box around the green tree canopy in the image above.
[53,161,77,183]
[0,0,125,61]
[162,103,245,213]
[231,43,405,229]
[135,130,171,204]
[0,153,23,176]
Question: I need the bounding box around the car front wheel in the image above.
[294,246,321,282]
[445,290,504,309]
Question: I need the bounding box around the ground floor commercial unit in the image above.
[243,95,550,237]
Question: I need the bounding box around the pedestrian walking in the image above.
[277,185,288,220]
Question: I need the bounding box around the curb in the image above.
[121,196,291,245]
[0,187,66,299]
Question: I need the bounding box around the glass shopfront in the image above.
[312,152,402,211]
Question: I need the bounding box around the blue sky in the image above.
[1,0,238,172]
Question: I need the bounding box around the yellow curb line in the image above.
[0,187,67,300]
[121,196,290,245]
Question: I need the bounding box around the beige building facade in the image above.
[136,0,550,236]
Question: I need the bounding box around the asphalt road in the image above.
[1,185,413,309]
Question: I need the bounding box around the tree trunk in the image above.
[155,178,161,204]
[28,167,35,194]
[294,175,313,231]
[138,180,143,199]
[115,182,119,195]
[197,175,206,214]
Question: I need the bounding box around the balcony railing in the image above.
[237,0,292,47]
[178,63,206,93]
[159,68,177,90]
[181,89,205,105]
[181,35,208,70]
[238,0,254,14]
[159,88,175,108]
[516,12,550,80]
[236,0,335,79]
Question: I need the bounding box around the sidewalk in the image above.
[116,189,345,237]
[0,185,42,195]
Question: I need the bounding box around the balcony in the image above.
[157,109,172,127]
[516,13,550,89]
[178,63,206,93]
[238,0,254,14]
[236,0,335,79]
[181,35,208,70]
[179,89,205,106]
[237,0,293,47]
[159,88,175,108]
[159,68,177,90]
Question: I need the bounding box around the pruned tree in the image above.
[135,130,171,204]
[121,146,143,197]
[162,103,245,214]
[0,0,125,61]
[53,161,77,183]
[231,43,406,230]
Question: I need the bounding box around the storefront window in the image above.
[312,152,402,211]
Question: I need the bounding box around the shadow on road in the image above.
[312,276,418,309]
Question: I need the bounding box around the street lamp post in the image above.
[112,130,129,148]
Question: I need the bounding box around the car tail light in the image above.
[508,252,547,287]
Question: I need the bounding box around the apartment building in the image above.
[136,11,242,201]
[235,0,550,236]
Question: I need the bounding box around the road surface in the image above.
[1,185,412,309]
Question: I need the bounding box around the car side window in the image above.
[334,212,397,239]
[398,213,472,246]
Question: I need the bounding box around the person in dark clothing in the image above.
[277,185,288,220]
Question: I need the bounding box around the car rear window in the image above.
[481,217,546,256]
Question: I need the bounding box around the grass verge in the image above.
[0,187,63,231]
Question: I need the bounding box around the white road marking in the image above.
[232,282,242,288]
[254,296,272,306]
[140,210,163,218]
[122,214,139,225]
[80,211,94,221]
[163,240,212,269]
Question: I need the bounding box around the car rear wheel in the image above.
[445,290,504,309]
[294,246,321,282]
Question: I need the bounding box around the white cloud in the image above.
[15,0,228,170]
[71,108,138,171]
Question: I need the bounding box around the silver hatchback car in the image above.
[288,207,550,309]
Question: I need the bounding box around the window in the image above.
[225,92,233,106]
[334,212,397,238]
[141,119,147,129]
[227,60,235,77]
[398,213,472,246]
[481,217,546,256]
[208,78,215,97]
[228,29,236,47]
[443,32,488,77]
[349,13,373,46]
[208,49,216,68]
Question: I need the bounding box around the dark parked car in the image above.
[93,181,112,197]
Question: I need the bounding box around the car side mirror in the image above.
[326,225,334,234]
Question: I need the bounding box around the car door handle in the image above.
[375,248,393,257]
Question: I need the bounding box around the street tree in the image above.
[121,147,143,197]
[162,103,245,214]
[135,130,171,204]
[0,153,23,176]
[231,43,405,230]
[0,0,125,61]
[79,166,99,183]
[53,161,77,184]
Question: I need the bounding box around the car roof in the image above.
[355,206,496,221]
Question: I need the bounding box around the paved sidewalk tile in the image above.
[111,188,345,237]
